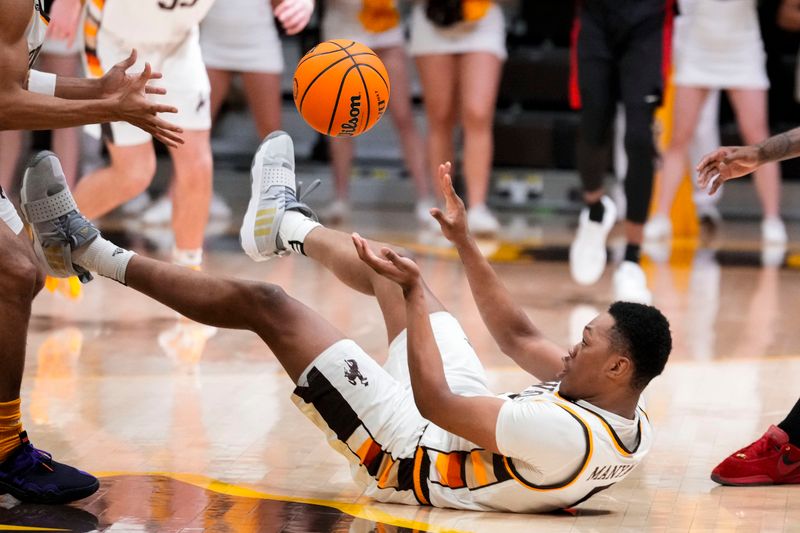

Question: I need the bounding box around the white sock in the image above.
[279,211,320,255]
[0,194,23,235]
[172,248,203,269]
[73,237,135,284]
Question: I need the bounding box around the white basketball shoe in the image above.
[240,131,318,261]
[569,196,617,285]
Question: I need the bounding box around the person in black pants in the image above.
[568,0,676,304]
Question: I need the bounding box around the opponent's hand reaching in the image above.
[352,233,422,292]
[105,51,184,147]
[429,162,469,243]
[696,146,760,195]
[274,0,314,35]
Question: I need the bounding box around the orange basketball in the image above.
[293,40,390,137]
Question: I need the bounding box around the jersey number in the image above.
[158,0,199,9]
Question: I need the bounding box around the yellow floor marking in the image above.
[0,527,66,531]
[94,472,468,533]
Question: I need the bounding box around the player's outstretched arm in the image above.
[697,126,800,194]
[429,163,565,381]
[353,234,505,453]
[0,0,183,146]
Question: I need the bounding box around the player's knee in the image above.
[0,253,40,299]
[174,152,213,185]
[113,152,156,198]
[252,282,289,312]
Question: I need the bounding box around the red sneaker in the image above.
[711,425,800,486]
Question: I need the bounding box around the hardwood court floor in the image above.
[8,212,800,532]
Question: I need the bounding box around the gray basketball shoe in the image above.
[240,131,318,261]
[20,151,98,282]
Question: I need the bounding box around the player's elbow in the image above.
[413,387,451,422]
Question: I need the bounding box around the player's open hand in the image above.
[696,146,760,195]
[111,57,184,147]
[352,233,422,291]
[430,162,468,243]
[274,0,314,35]
[46,0,82,47]
[100,50,167,98]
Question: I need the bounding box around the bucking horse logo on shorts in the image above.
[344,359,368,386]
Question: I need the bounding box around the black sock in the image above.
[588,200,605,223]
[777,397,800,446]
[624,244,641,264]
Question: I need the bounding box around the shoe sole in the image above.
[240,135,276,263]
[0,477,99,504]
[710,472,782,486]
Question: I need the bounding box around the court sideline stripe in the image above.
[93,472,468,533]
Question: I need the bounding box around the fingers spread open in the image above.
[150,103,178,115]
[121,49,137,69]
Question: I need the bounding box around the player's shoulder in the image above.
[0,0,33,45]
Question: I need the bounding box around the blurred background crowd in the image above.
[4,0,800,250]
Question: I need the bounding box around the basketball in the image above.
[293,40,390,137]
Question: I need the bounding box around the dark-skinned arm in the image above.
[697,127,800,194]
[0,0,183,145]
[429,163,565,381]
[353,234,505,453]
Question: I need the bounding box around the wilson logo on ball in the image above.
[339,94,362,137]
[293,40,391,138]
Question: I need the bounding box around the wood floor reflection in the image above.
[11,219,800,532]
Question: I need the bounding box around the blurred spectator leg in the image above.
[459,51,502,234]
[727,88,786,245]
[415,53,458,199]
[646,85,708,240]
[377,46,431,210]
[240,71,282,138]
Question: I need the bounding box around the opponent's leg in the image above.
[0,159,97,505]
[711,397,800,486]
[778,398,800,447]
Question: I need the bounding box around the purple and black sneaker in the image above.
[0,432,99,504]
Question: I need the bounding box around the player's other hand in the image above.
[430,162,469,243]
[46,0,83,47]
[274,0,314,35]
[108,51,184,147]
[99,49,168,98]
[696,146,760,195]
[352,233,422,292]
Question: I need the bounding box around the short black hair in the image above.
[607,302,672,390]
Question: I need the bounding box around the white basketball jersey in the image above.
[94,0,216,45]
[388,382,653,512]
[26,0,48,69]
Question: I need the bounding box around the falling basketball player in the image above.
[22,132,672,512]
[0,0,182,504]
[697,129,800,487]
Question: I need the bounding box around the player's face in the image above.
[558,313,617,398]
